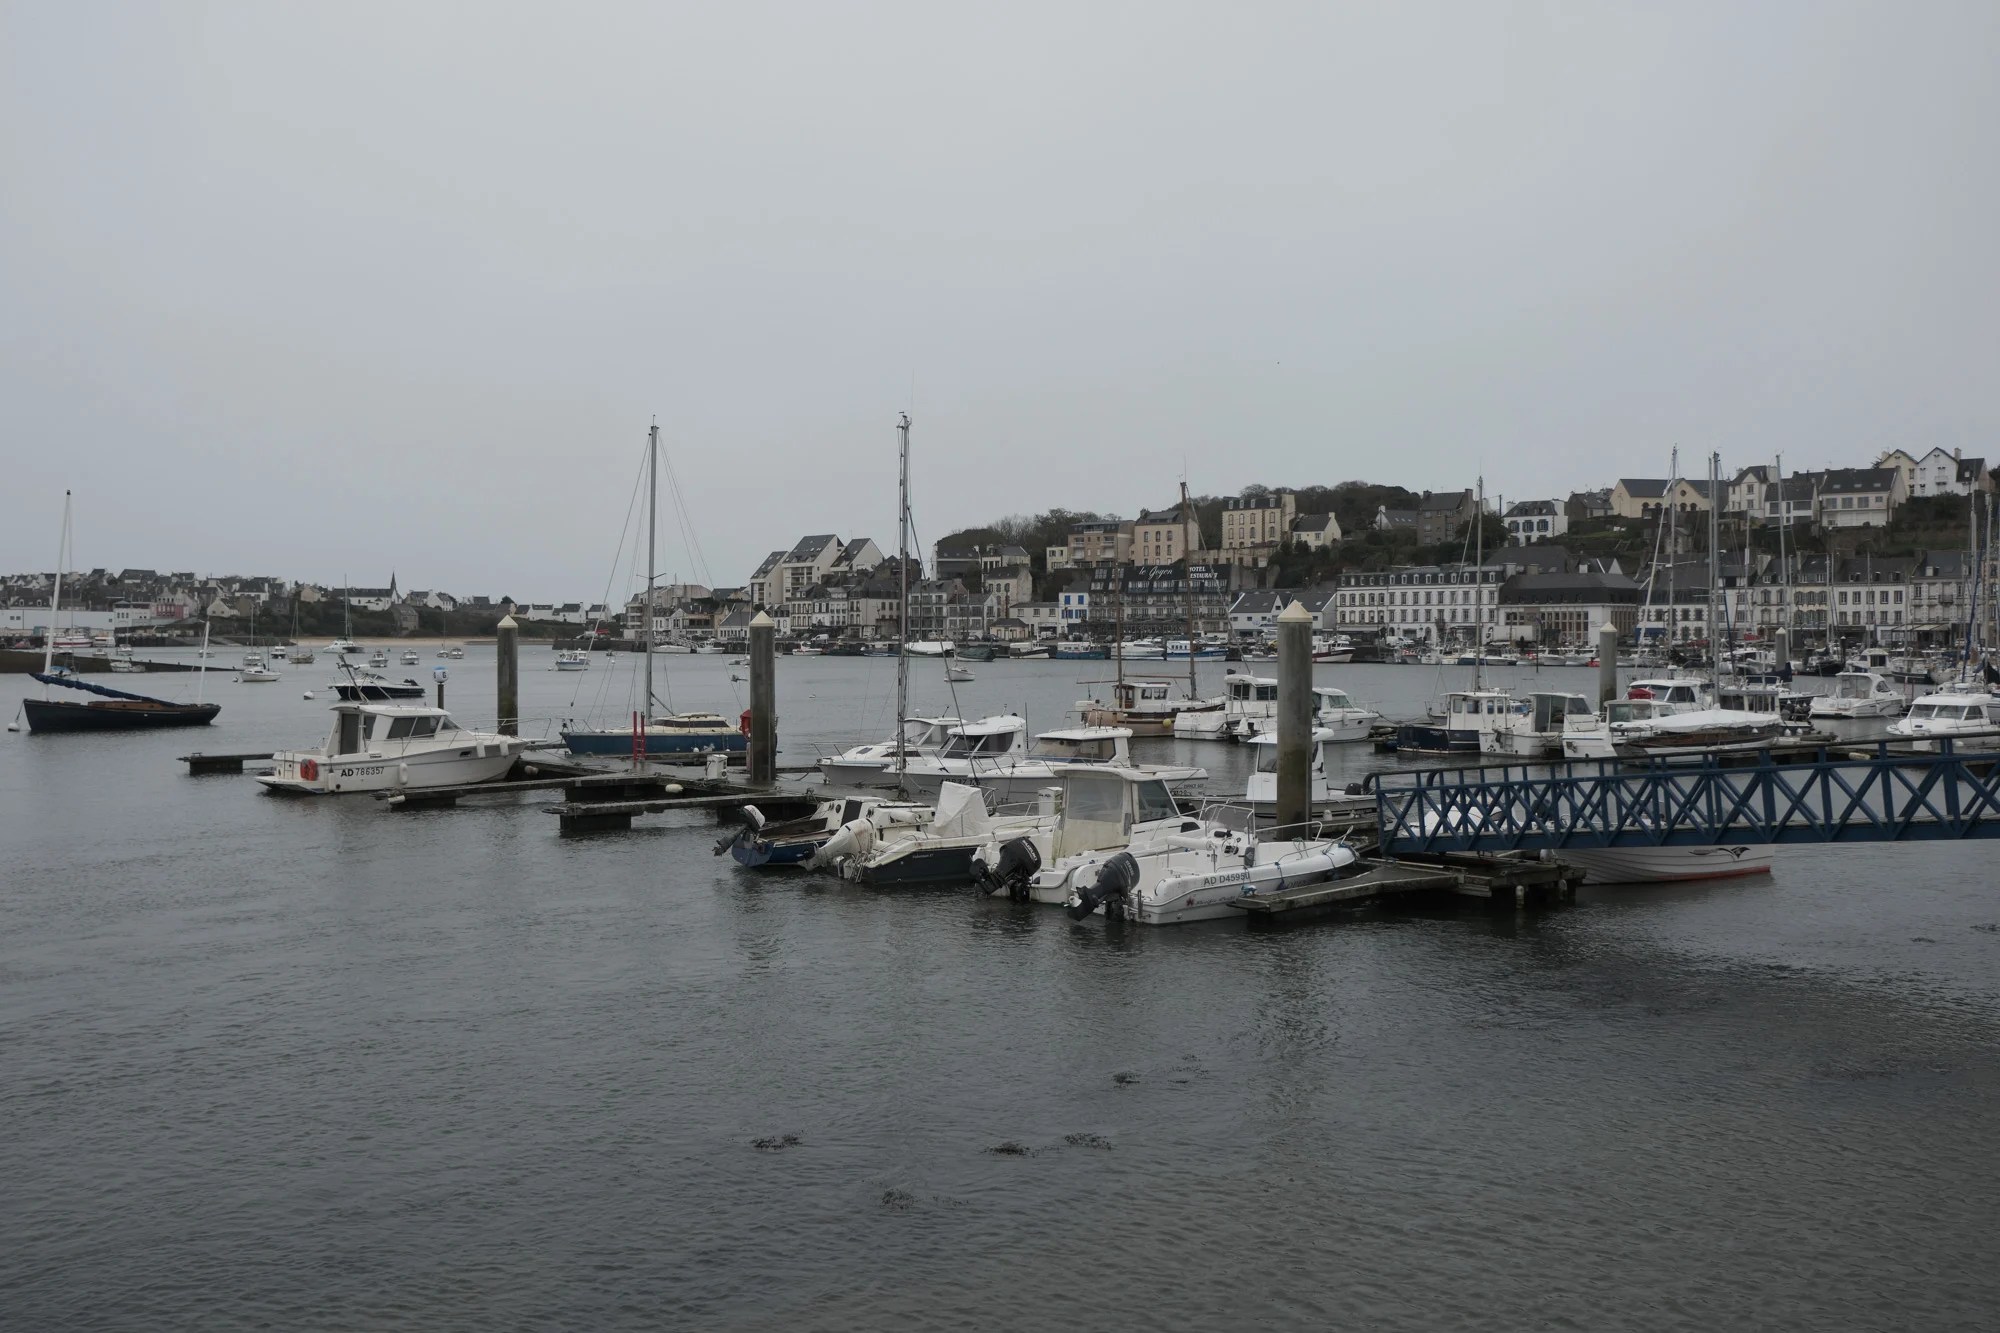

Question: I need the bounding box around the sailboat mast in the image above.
[645,420,658,728]
[42,491,70,694]
[1181,481,1198,697]
[1707,452,1721,677]
[1472,476,1483,694]
[1773,452,1789,654]
[896,412,911,779]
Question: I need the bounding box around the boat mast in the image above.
[42,491,69,696]
[1180,480,1198,698]
[1472,476,1483,694]
[896,411,911,780]
[1666,447,1679,656]
[1707,452,1721,680]
[1773,452,1790,661]
[645,419,658,729]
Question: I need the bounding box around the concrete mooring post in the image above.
[748,611,776,784]
[1275,599,1314,834]
[496,615,519,736]
[1597,622,1619,710]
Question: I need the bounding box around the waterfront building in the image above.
[1132,507,1204,564]
[1220,491,1295,567]
[1067,520,1133,567]
[1334,562,1504,642]
[1497,571,1641,646]
[1501,499,1567,545]
[1815,468,1906,529]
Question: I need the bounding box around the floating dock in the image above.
[1230,852,1581,927]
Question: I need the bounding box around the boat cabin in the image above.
[1226,675,1279,706]
[1028,726,1133,765]
[1627,678,1708,709]
[1052,768,1185,859]
[1903,697,2000,725]
[326,703,465,758]
[1112,680,1180,714]
[1312,686,1363,713]
[1524,691,1594,733]
[1832,672,1897,702]
[939,715,1028,759]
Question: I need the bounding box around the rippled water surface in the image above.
[4,651,1997,1330]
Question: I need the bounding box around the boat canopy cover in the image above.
[30,672,174,705]
[930,782,991,839]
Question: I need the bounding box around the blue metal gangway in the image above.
[1376,743,2000,855]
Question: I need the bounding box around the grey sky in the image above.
[4,1,1996,599]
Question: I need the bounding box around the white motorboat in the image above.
[1113,638,1167,660]
[1241,732,1376,823]
[969,768,1204,905]
[816,715,965,788]
[1887,687,2000,746]
[904,640,955,657]
[1562,697,1785,759]
[367,649,390,668]
[896,722,1205,802]
[237,653,281,683]
[400,650,420,666]
[1560,845,1775,884]
[968,771,1359,924]
[1174,672,1271,740]
[269,646,288,661]
[555,649,590,671]
[327,638,361,656]
[791,644,827,657]
[945,665,975,682]
[258,702,521,795]
[814,781,1053,887]
[1809,671,1906,719]
[445,646,465,659]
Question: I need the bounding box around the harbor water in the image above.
[4,649,1998,1329]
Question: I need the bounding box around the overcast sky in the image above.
[4,1,1996,599]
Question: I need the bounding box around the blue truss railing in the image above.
[1375,742,2000,854]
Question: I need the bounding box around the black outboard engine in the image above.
[972,836,1042,901]
[712,803,766,856]
[1068,851,1140,921]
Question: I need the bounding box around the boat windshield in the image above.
[1133,780,1179,823]
[1908,703,1938,720]
[1836,675,1871,699]
[1315,689,1353,709]
[382,714,444,740]
[1030,736,1116,761]
[942,729,1016,757]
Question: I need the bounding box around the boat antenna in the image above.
[897,411,911,784]
[645,419,658,735]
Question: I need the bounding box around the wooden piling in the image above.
[1597,622,1618,708]
[748,610,776,784]
[1275,599,1313,833]
[496,614,519,736]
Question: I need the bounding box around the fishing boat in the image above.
[15,494,222,733]
[560,422,747,758]
[1054,640,1109,660]
[366,649,390,668]
[1174,672,1276,740]
[1163,638,1226,660]
[258,702,521,794]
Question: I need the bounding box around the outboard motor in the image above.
[1068,851,1140,921]
[972,836,1042,901]
[712,803,768,855]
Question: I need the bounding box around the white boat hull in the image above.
[258,742,518,795]
[1562,845,1775,884]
